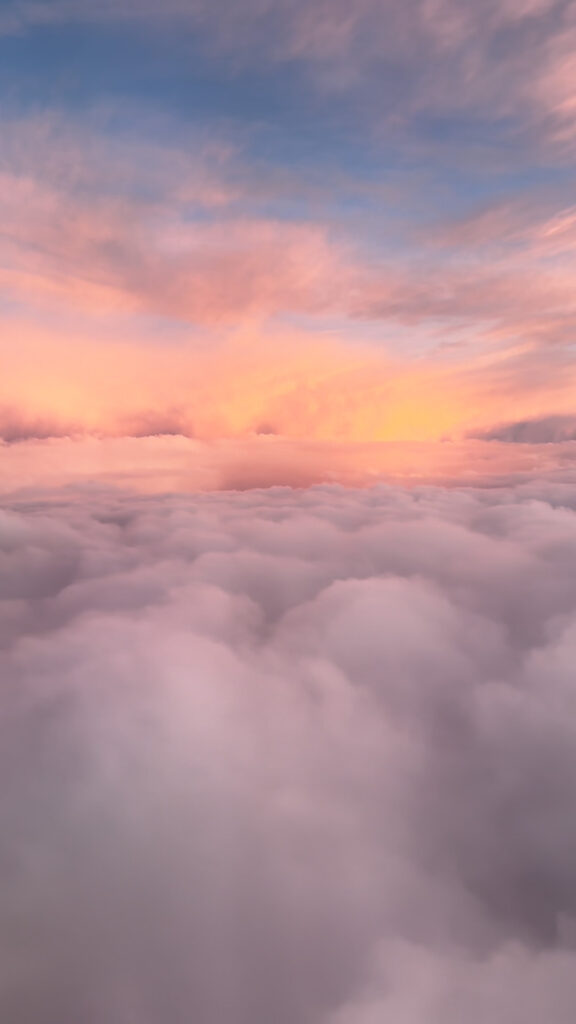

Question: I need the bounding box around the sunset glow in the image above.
[1,0,576,484]
[2,4,576,1022]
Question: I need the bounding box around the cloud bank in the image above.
[3,480,576,1021]
[2,434,576,496]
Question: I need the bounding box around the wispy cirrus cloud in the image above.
[1,13,575,451]
[0,113,358,325]
[4,0,576,148]
[2,111,575,348]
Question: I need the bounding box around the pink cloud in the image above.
[1,111,574,453]
[433,195,576,256]
[1,434,575,496]
[0,144,354,324]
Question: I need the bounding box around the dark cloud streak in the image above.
[472,414,576,443]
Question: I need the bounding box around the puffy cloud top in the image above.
[3,480,576,1021]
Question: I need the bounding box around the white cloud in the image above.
[2,481,576,1021]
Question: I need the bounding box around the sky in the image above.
[1,0,575,488]
[3,4,576,1023]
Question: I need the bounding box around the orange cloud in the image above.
[0,318,456,440]
[2,311,575,450]
[1,108,575,461]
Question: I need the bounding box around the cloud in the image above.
[1,123,574,449]
[1,46,575,457]
[0,165,352,325]
[3,479,576,1021]
[0,406,78,443]
[434,198,576,257]
[5,0,576,147]
[0,111,360,328]
[2,434,576,497]
[2,110,575,368]
[472,415,576,444]
[1,310,494,446]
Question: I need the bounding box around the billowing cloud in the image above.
[3,479,576,1021]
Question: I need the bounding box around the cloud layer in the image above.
[3,480,576,1021]
[2,434,576,496]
